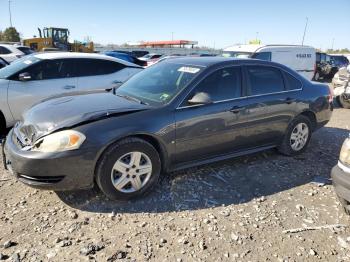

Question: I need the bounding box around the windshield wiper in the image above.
[116,94,149,105]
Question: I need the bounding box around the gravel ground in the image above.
[0,108,350,262]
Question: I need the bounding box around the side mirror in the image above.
[188,92,213,105]
[18,72,32,81]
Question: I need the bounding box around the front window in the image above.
[115,61,203,106]
[0,55,41,79]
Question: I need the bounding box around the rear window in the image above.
[251,52,271,61]
[247,66,285,95]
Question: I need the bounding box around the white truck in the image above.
[223,44,316,80]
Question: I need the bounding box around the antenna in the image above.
[301,17,308,46]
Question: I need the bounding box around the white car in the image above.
[0,44,34,63]
[0,52,143,131]
[222,44,316,80]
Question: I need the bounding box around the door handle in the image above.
[229,106,245,114]
[284,97,296,104]
[63,85,76,90]
[112,80,123,84]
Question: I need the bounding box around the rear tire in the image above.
[96,137,161,201]
[278,115,312,156]
[339,95,350,109]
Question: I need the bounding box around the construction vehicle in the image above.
[23,27,94,53]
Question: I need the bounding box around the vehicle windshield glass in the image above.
[222,51,252,58]
[115,61,203,106]
[143,54,153,58]
[17,47,35,55]
[0,55,41,79]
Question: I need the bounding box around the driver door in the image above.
[174,66,247,164]
[7,59,77,120]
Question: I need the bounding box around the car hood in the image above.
[16,92,151,143]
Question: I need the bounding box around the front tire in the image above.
[278,115,312,156]
[96,137,161,201]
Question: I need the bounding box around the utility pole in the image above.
[331,38,335,50]
[171,32,174,41]
[8,0,13,27]
[301,17,308,46]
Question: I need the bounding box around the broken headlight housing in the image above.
[32,130,86,153]
[339,138,350,168]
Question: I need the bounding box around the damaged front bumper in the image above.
[2,129,98,191]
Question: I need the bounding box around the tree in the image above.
[2,27,20,42]
[0,31,3,41]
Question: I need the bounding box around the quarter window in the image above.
[75,59,125,77]
[247,66,285,95]
[284,72,302,90]
[187,67,242,103]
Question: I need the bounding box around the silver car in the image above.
[0,52,143,132]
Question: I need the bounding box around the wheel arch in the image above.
[94,133,170,179]
[0,110,6,134]
[298,110,317,131]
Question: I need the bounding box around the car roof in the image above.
[0,44,27,49]
[32,52,141,67]
[164,56,296,73]
[164,56,248,67]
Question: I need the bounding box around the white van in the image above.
[223,44,316,80]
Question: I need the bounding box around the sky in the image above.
[0,0,349,50]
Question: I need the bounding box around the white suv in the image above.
[0,44,34,63]
[0,52,143,131]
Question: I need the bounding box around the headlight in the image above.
[33,130,86,153]
[339,138,350,167]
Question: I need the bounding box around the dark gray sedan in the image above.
[3,57,333,200]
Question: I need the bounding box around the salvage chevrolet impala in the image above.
[3,57,333,200]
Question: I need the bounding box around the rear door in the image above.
[75,59,139,91]
[7,59,77,120]
[236,65,299,148]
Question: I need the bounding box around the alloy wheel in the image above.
[290,123,309,151]
[111,151,153,193]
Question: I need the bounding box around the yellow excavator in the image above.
[23,27,94,53]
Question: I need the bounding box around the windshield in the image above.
[0,55,41,79]
[222,51,252,58]
[17,47,35,55]
[115,61,203,106]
